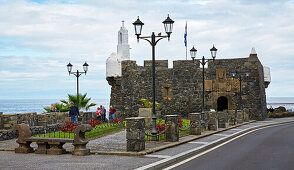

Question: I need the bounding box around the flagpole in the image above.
[186,43,187,60]
[185,21,187,60]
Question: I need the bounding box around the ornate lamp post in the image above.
[67,61,89,110]
[232,69,249,111]
[133,15,174,141]
[190,45,217,126]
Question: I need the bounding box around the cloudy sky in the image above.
[0,0,293,100]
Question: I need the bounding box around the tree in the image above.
[43,93,96,112]
[43,103,69,112]
[60,93,96,111]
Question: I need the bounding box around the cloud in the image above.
[0,0,293,99]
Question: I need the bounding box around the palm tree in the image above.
[43,103,69,112]
[60,93,96,111]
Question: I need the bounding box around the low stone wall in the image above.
[0,112,95,130]
[1,112,37,129]
[0,124,62,141]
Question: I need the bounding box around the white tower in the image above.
[106,21,130,78]
[117,21,130,60]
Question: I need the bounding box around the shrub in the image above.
[274,106,287,113]
[60,122,79,133]
[269,112,294,118]
[140,98,160,110]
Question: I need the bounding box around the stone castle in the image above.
[106,22,271,121]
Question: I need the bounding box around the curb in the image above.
[137,120,294,170]
[91,120,256,156]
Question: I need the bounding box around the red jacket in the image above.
[109,108,116,115]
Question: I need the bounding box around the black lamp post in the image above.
[190,45,217,126]
[133,15,174,141]
[67,61,89,110]
[232,69,249,111]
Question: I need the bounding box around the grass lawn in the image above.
[33,122,125,139]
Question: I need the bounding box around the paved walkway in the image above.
[0,117,294,170]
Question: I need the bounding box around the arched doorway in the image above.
[217,96,228,111]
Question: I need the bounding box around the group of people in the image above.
[96,105,116,122]
[49,102,116,124]
[96,105,106,122]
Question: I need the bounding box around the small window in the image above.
[119,33,122,44]
[162,84,172,100]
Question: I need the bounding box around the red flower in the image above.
[110,118,123,124]
[178,117,183,128]
[59,122,79,133]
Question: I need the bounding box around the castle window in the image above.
[162,84,172,100]
[119,32,122,44]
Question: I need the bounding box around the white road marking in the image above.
[229,128,243,131]
[163,125,281,170]
[213,133,229,137]
[145,155,171,159]
[188,141,209,145]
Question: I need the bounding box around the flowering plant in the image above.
[60,122,79,133]
[178,117,183,128]
[156,123,166,132]
[110,118,123,124]
[88,117,102,128]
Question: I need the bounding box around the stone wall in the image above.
[0,124,62,141]
[107,53,267,120]
[0,112,94,130]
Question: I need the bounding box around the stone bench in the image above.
[25,137,73,155]
[13,123,92,156]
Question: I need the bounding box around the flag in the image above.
[184,21,187,47]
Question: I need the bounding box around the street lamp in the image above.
[190,45,217,127]
[133,15,174,141]
[67,61,89,110]
[232,69,249,111]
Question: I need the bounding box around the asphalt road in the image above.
[169,123,294,170]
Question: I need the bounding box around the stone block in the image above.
[127,139,145,152]
[218,111,229,128]
[207,111,218,131]
[216,68,226,80]
[165,115,179,142]
[236,110,244,124]
[138,108,152,125]
[190,113,201,135]
[126,117,145,152]
[243,109,250,122]
[73,124,93,156]
[227,110,237,125]
[205,80,213,92]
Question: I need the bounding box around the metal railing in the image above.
[33,120,126,139]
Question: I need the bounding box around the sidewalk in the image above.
[0,117,294,170]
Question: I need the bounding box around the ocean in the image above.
[0,99,110,114]
[0,97,293,114]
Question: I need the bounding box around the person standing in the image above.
[96,107,101,120]
[109,105,116,121]
[69,101,79,124]
[102,106,106,122]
